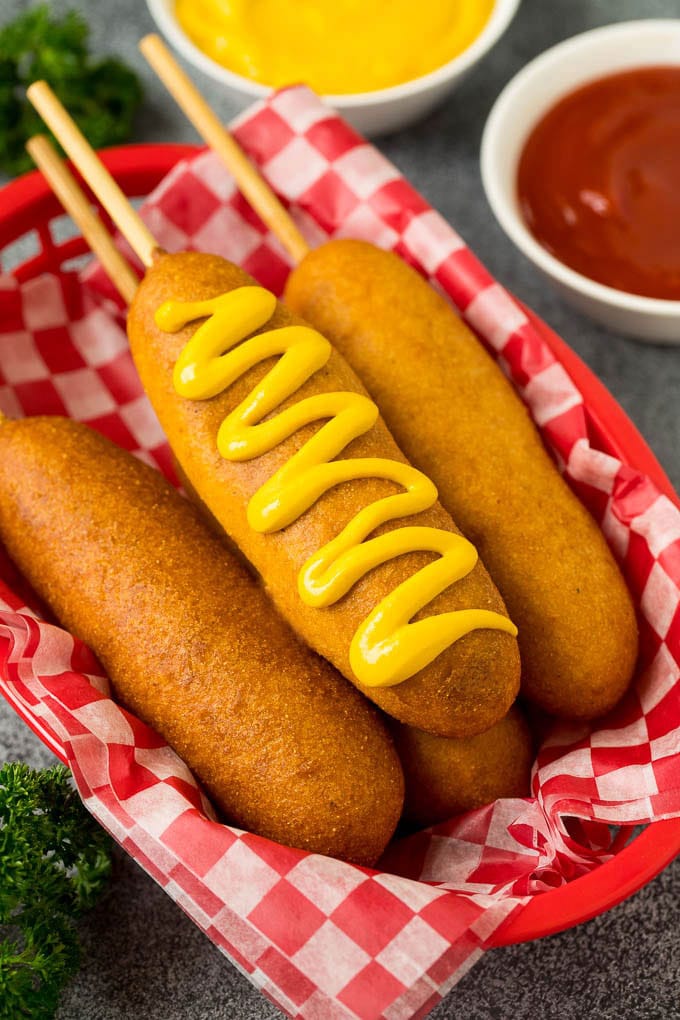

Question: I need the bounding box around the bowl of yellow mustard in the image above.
[146,0,521,135]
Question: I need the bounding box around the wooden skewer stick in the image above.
[26,82,160,269]
[139,34,310,265]
[26,136,140,305]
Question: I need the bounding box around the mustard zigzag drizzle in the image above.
[155,285,517,688]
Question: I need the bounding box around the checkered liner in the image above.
[2,86,680,1020]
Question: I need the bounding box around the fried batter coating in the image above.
[392,706,533,828]
[285,240,638,720]
[128,252,520,738]
[0,416,404,865]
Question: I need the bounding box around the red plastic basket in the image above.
[1,142,679,950]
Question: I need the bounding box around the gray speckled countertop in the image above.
[1,0,680,1017]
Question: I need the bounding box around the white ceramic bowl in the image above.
[481,20,680,345]
[146,0,521,136]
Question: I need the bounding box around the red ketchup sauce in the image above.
[517,67,680,300]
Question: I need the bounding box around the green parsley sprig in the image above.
[0,762,113,1019]
[0,4,143,176]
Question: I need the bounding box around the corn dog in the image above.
[128,251,521,739]
[285,240,638,720]
[0,415,404,865]
[24,79,519,737]
[391,706,533,829]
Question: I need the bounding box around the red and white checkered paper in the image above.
[2,86,680,1019]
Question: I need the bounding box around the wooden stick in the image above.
[139,34,310,264]
[26,136,139,305]
[26,81,159,269]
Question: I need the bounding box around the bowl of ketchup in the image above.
[481,20,680,343]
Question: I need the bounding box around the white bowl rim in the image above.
[481,18,680,318]
[146,0,521,108]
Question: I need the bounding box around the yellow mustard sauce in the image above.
[155,286,516,688]
[174,0,495,94]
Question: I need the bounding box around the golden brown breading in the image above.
[0,416,404,865]
[392,706,533,828]
[285,240,638,720]
[127,251,520,738]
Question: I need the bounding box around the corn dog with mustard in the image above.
[285,240,638,720]
[127,251,520,739]
[0,415,404,865]
[24,80,518,737]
